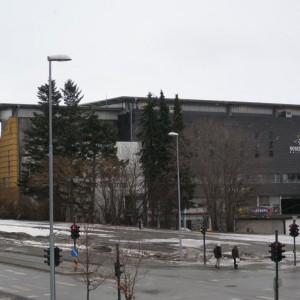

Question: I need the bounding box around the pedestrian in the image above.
[138,219,143,230]
[213,243,222,268]
[232,245,239,269]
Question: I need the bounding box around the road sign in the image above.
[71,247,78,257]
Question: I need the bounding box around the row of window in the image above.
[255,131,274,158]
[255,173,300,184]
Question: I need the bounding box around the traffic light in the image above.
[269,242,275,261]
[70,224,80,239]
[276,243,285,262]
[289,223,299,237]
[44,247,50,266]
[114,262,124,277]
[295,224,299,237]
[54,247,62,267]
[269,242,285,262]
[200,227,206,235]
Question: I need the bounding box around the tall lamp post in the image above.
[47,54,71,300]
[168,131,182,261]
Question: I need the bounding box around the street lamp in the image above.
[47,54,71,300]
[168,131,182,261]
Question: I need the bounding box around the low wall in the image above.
[236,219,285,234]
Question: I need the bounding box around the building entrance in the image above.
[281,198,300,214]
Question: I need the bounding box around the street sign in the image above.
[71,247,78,257]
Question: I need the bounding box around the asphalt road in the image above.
[0,223,299,299]
[0,261,300,300]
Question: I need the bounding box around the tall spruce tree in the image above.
[156,91,173,227]
[20,80,118,222]
[55,79,86,220]
[20,80,62,219]
[171,94,194,212]
[138,91,176,227]
[157,90,172,171]
[172,94,184,133]
[137,93,161,226]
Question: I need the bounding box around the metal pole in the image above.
[175,135,182,261]
[116,243,121,300]
[293,219,296,266]
[274,230,278,300]
[203,232,206,265]
[130,103,132,141]
[48,61,56,300]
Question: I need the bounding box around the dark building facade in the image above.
[1,97,300,232]
[84,97,300,228]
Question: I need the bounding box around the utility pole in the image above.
[115,243,124,300]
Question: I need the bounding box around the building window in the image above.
[268,132,274,157]
[266,173,280,183]
[283,173,300,183]
[253,173,281,183]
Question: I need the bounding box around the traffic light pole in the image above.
[116,243,122,300]
[293,220,297,267]
[274,230,279,300]
[203,231,206,265]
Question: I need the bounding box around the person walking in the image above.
[213,243,222,268]
[232,245,239,269]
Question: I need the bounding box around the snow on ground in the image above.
[0,219,299,267]
[0,219,299,246]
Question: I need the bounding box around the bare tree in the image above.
[95,159,127,224]
[112,239,147,300]
[190,119,260,232]
[78,224,108,300]
[118,142,146,226]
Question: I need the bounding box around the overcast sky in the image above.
[1,0,300,105]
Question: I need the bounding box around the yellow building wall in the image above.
[0,116,19,202]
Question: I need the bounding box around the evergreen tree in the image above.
[157,90,172,171]
[20,80,118,222]
[138,91,176,227]
[172,94,184,133]
[171,94,194,211]
[137,93,161,226]
[137,93,160,183]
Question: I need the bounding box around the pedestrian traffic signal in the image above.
[54,247,62,267]
[44,247,50,266]
[200,227,206,235]
[70,224,80,239]
[289,223,299,237]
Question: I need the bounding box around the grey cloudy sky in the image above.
[1,0,300,105]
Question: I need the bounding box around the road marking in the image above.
[0,274,18,280]
[57,281,77,287]
[5,269,26,275]
[0,286,19,294]
[11,284,31,292]
[28,296,39,299]
[24,283,46,290]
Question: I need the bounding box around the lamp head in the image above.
[168,132,178,137]
[47,54,72,62]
